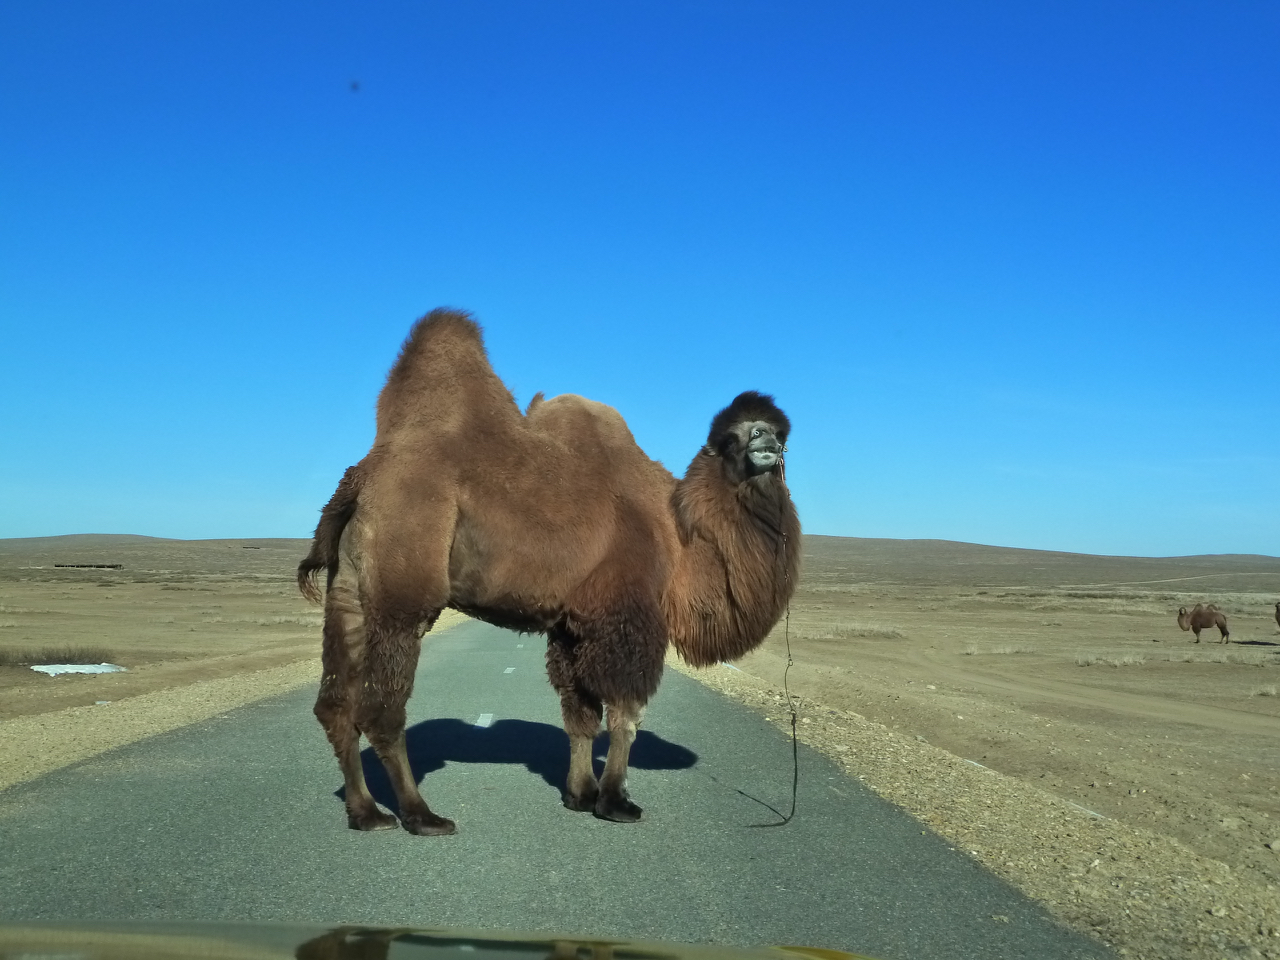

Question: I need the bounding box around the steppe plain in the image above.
[2,533,1279,959]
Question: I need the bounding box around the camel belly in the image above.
[445,506,598,630]
[450,600,559,635]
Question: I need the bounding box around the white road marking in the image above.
[474,713,494,728]
[504,667,515,674]
[1062,800,1108,819]
[965,758,1107,819]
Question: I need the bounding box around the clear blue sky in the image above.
[2,2,1276,557]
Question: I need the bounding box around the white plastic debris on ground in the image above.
[30,663,127,676]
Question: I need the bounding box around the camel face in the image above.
[742,421,785,473]
[708,402,789,485]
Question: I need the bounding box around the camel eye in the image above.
[751,428,761,439]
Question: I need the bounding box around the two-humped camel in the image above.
[1177,603,1230,643]
[298,309,800,835]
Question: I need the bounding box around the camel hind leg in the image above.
[339,506,458,837]
[314,577,397,831]
[315,519,456,836]
[359,608,456,836]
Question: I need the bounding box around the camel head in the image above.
[1177,607,1190,630]
[705,390,791,484]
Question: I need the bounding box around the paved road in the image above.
[0,619,1111,960]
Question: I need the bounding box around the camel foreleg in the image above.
[558,686,604,813]
[549,592,664,822]
[547,628,603,812]
[564,730,600,812]
[596,702,644,823]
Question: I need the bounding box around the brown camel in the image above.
[1177,603,1229,643]
[1274,601,1279,631]
[298,309,801,835]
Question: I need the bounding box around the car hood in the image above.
[0,922,878,960]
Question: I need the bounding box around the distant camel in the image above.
[298,309,801,835]
[1275,601,1279,630]
[1177,604,1229,643]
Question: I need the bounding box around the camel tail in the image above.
[298,465,363,604]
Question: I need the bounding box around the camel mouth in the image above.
[748,449,780,469]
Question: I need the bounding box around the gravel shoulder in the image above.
[0,657,321,792]
[668,655,1280,960]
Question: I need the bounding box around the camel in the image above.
[298,309,801,835]
[1177,603,1229,643]
[1275,601,1279,631]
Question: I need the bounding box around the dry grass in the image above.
[0,645,117,667]
[964,644,1036,656]
[1031,600,1169,615]
[1075,653,1147,667]
[799,622,906,641]
[1159,648,1275,666]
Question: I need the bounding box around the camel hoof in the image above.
[347,808,399,832]
[563,787,599,813]
[594,793,643,823]
[401,812,456,836]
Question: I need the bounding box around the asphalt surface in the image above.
[0,619,1113,960]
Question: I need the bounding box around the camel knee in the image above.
[551,676,602,739]
[563,706,601,742]
[606,702,642,739]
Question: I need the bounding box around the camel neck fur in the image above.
[664,449,801,668]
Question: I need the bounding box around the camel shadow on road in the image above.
[339,718,699,814]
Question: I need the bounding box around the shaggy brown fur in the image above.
[1177,603,1230,643]
[298,309,801,834]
